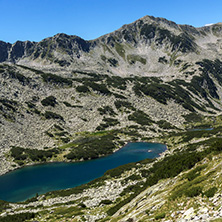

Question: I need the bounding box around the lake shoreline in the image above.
[0,142,167,202]
[0,141,166,177]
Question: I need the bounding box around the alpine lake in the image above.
[0,142,166,202]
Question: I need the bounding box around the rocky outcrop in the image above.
[0,41,10,62]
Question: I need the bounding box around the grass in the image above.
[182,165,207,181]
[204,187,218,198]
[127,54,146,65]
[0,213,36,222]
[0,200,9,213]
[53,206,83,217]
[115,43,125,59]
[169,150,220,201]
[211,219,222,222]
[58,142,76,149]
[106,144,216,216]
[155,212,166,220]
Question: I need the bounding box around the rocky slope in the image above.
[0,15,222,221]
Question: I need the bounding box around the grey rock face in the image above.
[0,41,10,62]
[0,15,221,71]
[10,41,25,62]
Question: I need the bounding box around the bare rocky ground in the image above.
[0,63,192,176]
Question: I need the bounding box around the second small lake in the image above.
[189,128,213,131]
[0,142,166,202]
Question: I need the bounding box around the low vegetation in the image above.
[156,120,176,129]
[0,213,36,222]
[0,99,17,112]
[11,146,60,163]
[65,132,121,160]
[0,200,9,213]
[44,111,64,121]
[204,187,218,198]
[41,73,72,86]
[97,106,116,116]
[96,117,120,131]
[128,110,153,126]
[76,85,90,93]
[7,70,30,85]
[114,100,136,111]
[155,212,166,220]
[41,96,57,107]
[115,42,125,59]
[127,54,146,65]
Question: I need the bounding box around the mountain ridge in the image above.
[1,15,222,76]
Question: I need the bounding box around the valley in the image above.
[0,15,222,221]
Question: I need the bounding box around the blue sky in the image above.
[0,0,222,43]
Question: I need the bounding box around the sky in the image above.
[0,0,222,44]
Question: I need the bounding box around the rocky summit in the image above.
[0,15,222,221]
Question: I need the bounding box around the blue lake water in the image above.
[188,128,214,131]
[189,128,213,131]
[0,142,166,202]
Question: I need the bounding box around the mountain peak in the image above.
[0,15,221,72]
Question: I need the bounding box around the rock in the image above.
[199,207,209,213]
[0,212,7,217]
[183,207,195,220]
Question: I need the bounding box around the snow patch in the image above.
[205,23,215,27]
